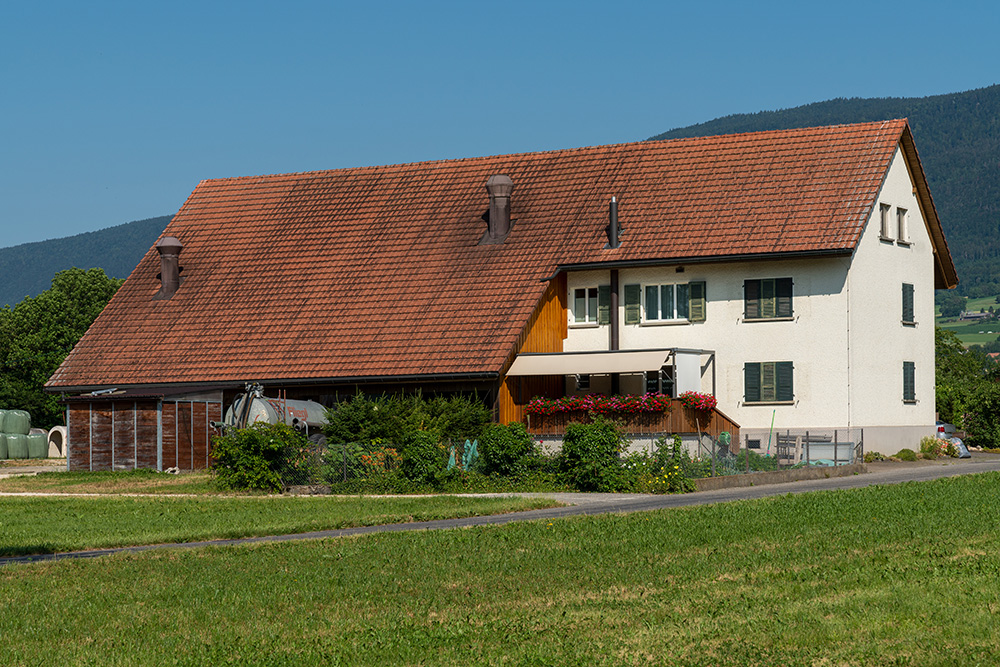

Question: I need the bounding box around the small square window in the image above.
[573,287,599,324]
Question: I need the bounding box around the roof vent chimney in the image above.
[606,197,622,249]
[484,174,514,243]
[153,236,184,300]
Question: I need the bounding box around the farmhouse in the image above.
[46,119,957,470]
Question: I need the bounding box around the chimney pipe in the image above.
[153,236,183,300]
[484,174,514,243]
[607,196,621,249]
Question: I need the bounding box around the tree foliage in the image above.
[0,268,123,429]
[935,327,998,427]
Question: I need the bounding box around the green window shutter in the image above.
[688,282,706,321]
[760,279,776,319]
[902,283,914,323]
[624,284,641,325]
[597,285,611,325]
[744,363,761,403]
[744,279,760,319]
[903,361,915,401]
[644,285,659,321]
[776,278,793,318]
[776,361,794,401]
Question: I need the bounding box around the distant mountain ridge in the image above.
[0,216,170,308]
[650,84,1000,296]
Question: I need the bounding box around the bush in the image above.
[478,422,538,477]
[558,416,628,492]
[399,430,447,486]
[212,422,313,492]
[895,448,918,462]
[864,451,885,463]
[919,436,943,460]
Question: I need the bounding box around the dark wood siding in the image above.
[161,402,177,470]
[112,403,136,470]
[67,403,91,471]
[176,403,193,470]
[136,401,159,469]
[90,405,113,470]
[192,403,208,470]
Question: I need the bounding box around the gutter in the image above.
[545,248,854,277]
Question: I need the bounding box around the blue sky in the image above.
[2,0,996,248]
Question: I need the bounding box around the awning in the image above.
[505,349,674,376]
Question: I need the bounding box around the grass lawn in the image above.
[0,491,560,557]
[3,473,1000,665]
[0,469,217,494]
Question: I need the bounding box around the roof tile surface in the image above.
[50,120,921,389]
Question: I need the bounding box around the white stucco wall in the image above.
[559,145,938,454]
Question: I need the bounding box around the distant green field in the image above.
[936,294,1000,346]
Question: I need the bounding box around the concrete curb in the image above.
[693,462,867,491]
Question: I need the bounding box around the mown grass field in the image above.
[937,294,1000,346]
[0,469,217,494]
[3,473,1000,665]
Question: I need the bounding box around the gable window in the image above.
[880,204,892,240]
[744,278,793,320]
[897,207,909,244]
[902,283,915,325]
[903,361,916,402]
[625,281,706,324]
[744,361,793,403]
[573,286,611,325]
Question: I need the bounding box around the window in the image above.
[902,283,915,325]
[880,204,892,240]
[645,368,673,395]
[744,278,793,319]
[624,281,705,324]
[744,361,794,403]
[573,286,611,324]
[897,207,909,243]
[575,374,590,391]
[903,362,915,402]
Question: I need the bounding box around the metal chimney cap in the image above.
[156,236,183,255]
[485,174,514,197]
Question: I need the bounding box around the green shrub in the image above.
[919,436,943,460]
[864,451,885,463]
[399,431,447,486]
[212,423,313,492]
[964,382,1000,449]
[478,422,538,477]
[895,448,918,462]
[558,416,628,492]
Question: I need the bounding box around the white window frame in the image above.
[572,286,599,324]
[642,283,690,322]
[879,203,893,241]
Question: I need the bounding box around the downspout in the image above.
[610,269,620,394]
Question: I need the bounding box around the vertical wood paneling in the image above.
[67,404,91,472]
[135,401,159,469]
[161,402,177,470]
[176,403,193,470]
[90,406,113,471]
[498,275,567,423]
[113,403,136,470]
[192,403,208,469]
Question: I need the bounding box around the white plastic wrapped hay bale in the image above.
[5,410,30,435]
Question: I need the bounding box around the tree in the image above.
[937,292,966,318]
[935,327,997,426]
[0,268,123,429]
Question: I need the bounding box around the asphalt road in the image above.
[3,454,1000,568]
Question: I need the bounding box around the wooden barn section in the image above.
[64,389,222,471]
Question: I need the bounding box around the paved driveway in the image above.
[3,453,1000,567]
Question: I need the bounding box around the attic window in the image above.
[897,207,910,245]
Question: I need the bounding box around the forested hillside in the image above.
[0,216,169,308]
[650,84,1000,296]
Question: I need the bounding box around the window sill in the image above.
[743,401,795,406]
[897,240,912,247]
[879,236,895,244]
[743,316,795,323]
[639,319,691,327]
[569,323,601,329]
[902,321,916,327]
[903,399,917,405]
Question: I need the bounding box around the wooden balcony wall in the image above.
[526,401,740,450]
[497,274,567,423]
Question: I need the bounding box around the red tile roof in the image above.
[47,119,955,390]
